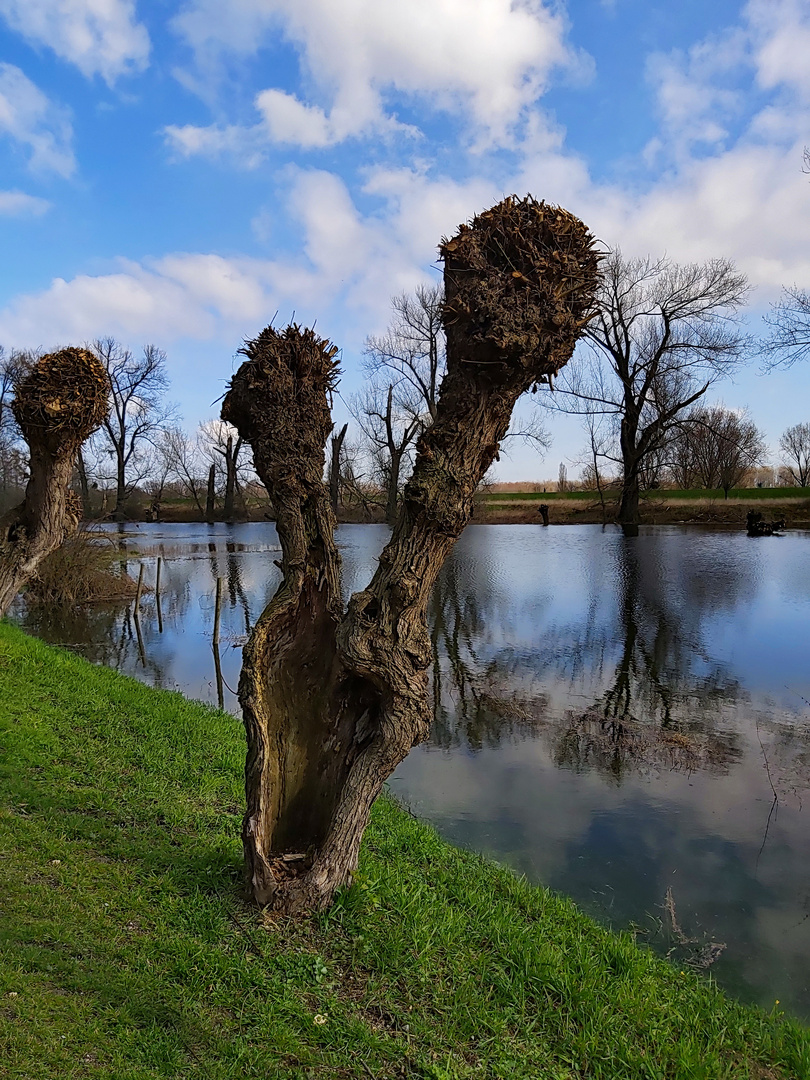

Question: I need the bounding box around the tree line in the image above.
[1,251,808,530]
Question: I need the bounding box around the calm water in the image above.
[13,522,810,1020]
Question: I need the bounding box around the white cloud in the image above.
[255,90,335,148]
[0,168,458,350]
[584,142,810,291]
[0,64,75,176]
[645,34,746,159]
[644,0,810,167]
[2,127,809,360]
[0,0,150,84]
[170,0,584,150]
[0,253,285,348]
[0,189,50,216]
[747,0,810,99]
[165,89,360,163]
[163,120,266,166]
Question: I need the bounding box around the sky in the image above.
[0,0,808,482]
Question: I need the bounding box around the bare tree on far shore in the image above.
[92,338,177,520]
[350,382,421,524]
[198,420,247,521]
[764,286,810,369]
[328,421,348,513]
[153,426,208,517]
[364,284,445,425]
[545,251,751,527]
[671,405,766,498]
[779,422,810,487]
[0,348,29,512]
[762,149,810,369]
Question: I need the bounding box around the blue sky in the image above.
[0,0,809,481]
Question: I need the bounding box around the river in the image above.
[13,521,810,1020]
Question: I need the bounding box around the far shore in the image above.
[86,487,810,530]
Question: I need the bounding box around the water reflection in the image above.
[11,522,810,1020]
[428,532,746,781]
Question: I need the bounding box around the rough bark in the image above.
[224,196,601,913]
[0,349,110,616]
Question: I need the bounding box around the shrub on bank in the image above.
[27,528,139,605]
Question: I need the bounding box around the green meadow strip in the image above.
[1,622,807,1079]
[479,487,810,502]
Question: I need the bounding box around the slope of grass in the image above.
[1,622,807,1079]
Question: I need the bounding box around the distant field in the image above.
[480,487,810,502]
[650,488,810,501]
[480,489,594,501]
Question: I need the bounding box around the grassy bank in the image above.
[479,488,810,502]
[84,486,810,528]
[472,489,810,527]
[1,624,807,1079]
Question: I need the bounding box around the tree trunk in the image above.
[223,198,600,913]
[224,437,236,521]
[76,448,91,519]
[329,423,348,514]
[618,478,640,526]
[0,449,78,614]
[618,413,641,526]
[114,454,127,522]
[385,449,401,526]
[0,349,109,617]
[205,464,216,523]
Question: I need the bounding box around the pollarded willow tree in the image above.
[222,196,601,913]
[0,348,110,616]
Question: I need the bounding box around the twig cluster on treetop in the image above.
[440,194,602,377]
[12,348,110,446]
[222,324,339,462]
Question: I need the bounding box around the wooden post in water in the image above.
[133,564,146,667]
[155,556,164,633]
[135,563,144,609]
[212,642,224,711]
[213,576,223,646]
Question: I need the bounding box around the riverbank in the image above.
[1,623,807,1079]
[98,487,810,528]
[472,490,810,526]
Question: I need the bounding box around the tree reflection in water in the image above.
[427,531,746,783]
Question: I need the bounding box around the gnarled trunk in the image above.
[224,197,601,912]
[0,349,110,617]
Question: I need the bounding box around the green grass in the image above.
[1,622,807,1079]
